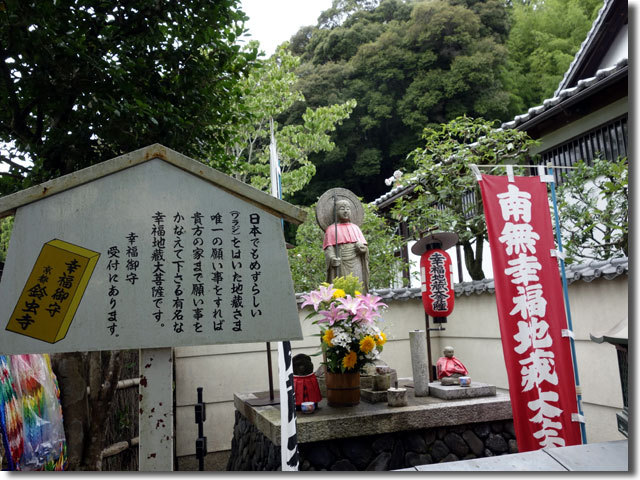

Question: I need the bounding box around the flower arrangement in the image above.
[301,275,387,374]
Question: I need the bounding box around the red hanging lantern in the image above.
[420,248,455,318]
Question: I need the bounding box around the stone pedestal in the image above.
[360,388,387,403]
[227,387,516,471]
[409,330,430,396]
[428,382,496,400]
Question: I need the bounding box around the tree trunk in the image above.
[462,236,486,281]
[83,351,123,471]
[50,352,89,471]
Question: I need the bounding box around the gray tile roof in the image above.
[555,0,615,95]
[372,179,416,207]
[296,256,628,302]
[501,57,627,131]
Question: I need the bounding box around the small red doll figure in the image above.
[292,354,322,408]
[436,346,469,385]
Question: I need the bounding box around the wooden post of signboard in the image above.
[138,347,174,471]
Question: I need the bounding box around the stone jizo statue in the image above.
[436,346,469,386]
[315,188,370,292]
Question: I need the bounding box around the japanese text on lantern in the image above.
[428,252,449,313]
[7,239,99,343]
[496,184,564,448]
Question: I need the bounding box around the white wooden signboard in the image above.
[0,144,306,470]
[0,145,304,354]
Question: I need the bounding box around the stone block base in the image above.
[428,382,496,400]
[226,410,518,471]
[360,388,388,403]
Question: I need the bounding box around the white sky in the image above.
[239,0,333,57]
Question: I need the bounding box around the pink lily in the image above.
[359,293,385,312]
[317,303,349,326]
[353,294,386,324]
[300,290,325,311]
[336,295,363,316]
[301,284,336,311]
[317,284,336,303]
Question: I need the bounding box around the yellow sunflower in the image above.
[342,351,357,370]
[374,332,387,346]
[322,329,335,347]
[359,335,376,354]
[332,288,346,299]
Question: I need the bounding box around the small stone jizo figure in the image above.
[436,346,469,386]
[316,188,370,292]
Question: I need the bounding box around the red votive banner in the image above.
[478,173,582,452]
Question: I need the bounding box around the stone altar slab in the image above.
[428,381,496,400]
[234,387,512,446]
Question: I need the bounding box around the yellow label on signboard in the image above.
[6,239,100,343]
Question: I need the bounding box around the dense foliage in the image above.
[282,0,602,206]
[503,0,602,114]
[0,216,12,264]
[556,156,628,262]
[0,0,257,195]
[286,0,513,205]
[289,201,408,292]
[391,116,538,280]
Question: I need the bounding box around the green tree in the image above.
[391,116,538,280]
[503,0,603,114]
[215,43,356,197]
[556,156,628,262]
[288,0,513,206]
[0,1,256,470]
[0,215,13,264]
[289,201,407,292]
[0,0,257,195]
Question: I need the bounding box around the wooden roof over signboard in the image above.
[0,144,307,225]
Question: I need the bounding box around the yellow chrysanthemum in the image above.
[333,288,346,299]
[342,351,357,370]
[322,329,335,347]
[359,335,376,354]
[355,290,361,296]
[375,332,387,346]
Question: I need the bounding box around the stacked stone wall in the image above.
[226,410,518,471]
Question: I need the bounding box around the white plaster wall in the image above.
[598,24,628,70]
[174,275,628,456]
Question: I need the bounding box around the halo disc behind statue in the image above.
[315,188,364,231]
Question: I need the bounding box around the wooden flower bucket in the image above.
[325,371,360,407]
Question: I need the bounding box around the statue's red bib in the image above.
[323,223,367,249]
